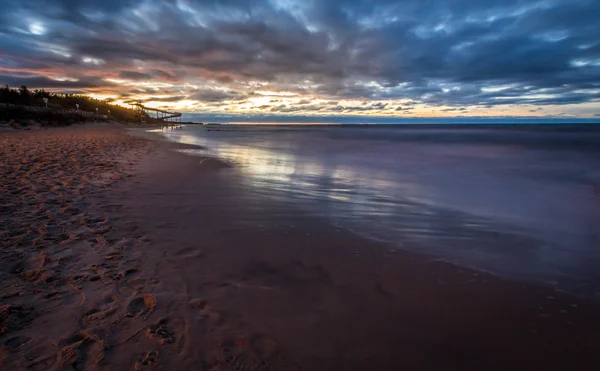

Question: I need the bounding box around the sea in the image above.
[156,123,600,297]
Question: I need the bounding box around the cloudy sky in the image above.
[1,0,599,120]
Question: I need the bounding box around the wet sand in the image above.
[1,124,600,370]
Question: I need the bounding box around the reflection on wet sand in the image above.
[164,126,600,297]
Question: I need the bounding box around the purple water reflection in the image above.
[160,125,600,297]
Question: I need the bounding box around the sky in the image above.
[1,0,599,121]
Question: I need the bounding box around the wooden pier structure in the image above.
[127,101,183,128]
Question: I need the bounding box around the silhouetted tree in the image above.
[0,85,20,104]
[18,85,31,105]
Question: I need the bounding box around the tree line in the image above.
[0,85,140,122]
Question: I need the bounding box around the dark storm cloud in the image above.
[136,95,188,103]
[0,74,113,89]
[370,102,388,110]
[269,104,327,113]
[118,69,180,82]
[269,102,397,114]
[191,89,253,102]
[119,71,151,81]
[0,0,599,111]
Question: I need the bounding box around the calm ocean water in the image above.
[158,124,600,297]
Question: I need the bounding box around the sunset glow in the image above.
[1,0,599,120]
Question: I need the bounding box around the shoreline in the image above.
[152,124,600,299]
[1,123,600,370]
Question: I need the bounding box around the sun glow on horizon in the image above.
[81,91,599,119]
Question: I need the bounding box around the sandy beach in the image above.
[1,124,600,371]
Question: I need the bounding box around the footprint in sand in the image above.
[84,302,118,323]
[208,334,299,371]
[56,332,105,371]
[118,267,139,281]
[189,299,226,327]
[146,318,175,345]
[220,337,272,370]
[83,294,119,323]
[126,295,156,319]
[21,340,57,369]
[135,350,159,370]
[249,334,281,359]
[0,304,36,335]
[4,335,31,350]
[104,251,124,261]
[113,267,144,299]
[85,217,111,235]
[69,274,89,285]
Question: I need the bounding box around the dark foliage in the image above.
[0,85,140,122]
[0,106,86,126]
